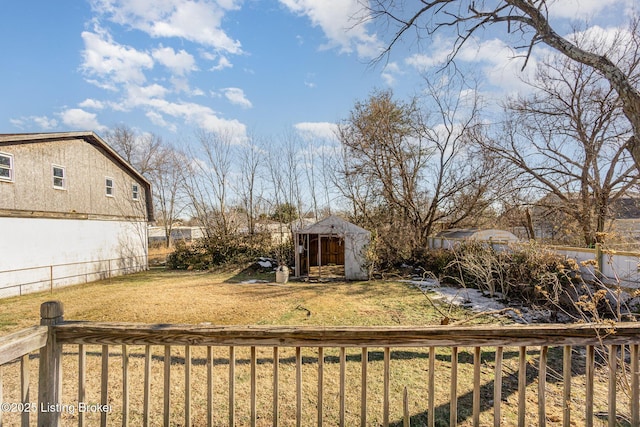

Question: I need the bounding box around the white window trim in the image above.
[105,177,115,197]
[52,164,66,190]
[132,183,140,201]
[0,152,14,182]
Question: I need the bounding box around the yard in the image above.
[0,268,632,426]
[0,267,491,334]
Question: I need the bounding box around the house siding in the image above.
[0,138,148,219]
[0,132,151,298]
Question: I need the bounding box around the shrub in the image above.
[166,232,285,270]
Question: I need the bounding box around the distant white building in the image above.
[0,132,153,298]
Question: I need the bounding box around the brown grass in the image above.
[0,268,628,426]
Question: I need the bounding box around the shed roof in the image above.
[296,215,370,236]
[0,131,154,221]
[434,228,518,241]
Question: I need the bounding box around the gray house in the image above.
[0,131,153,297]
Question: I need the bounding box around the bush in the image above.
[167,232,283,270]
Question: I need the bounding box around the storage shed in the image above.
[294,215,370,280]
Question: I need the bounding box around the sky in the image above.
[0,0,637,148]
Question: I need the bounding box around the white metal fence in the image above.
[0,255,148,299]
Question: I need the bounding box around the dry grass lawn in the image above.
[0,267,486,333]
[0,268,627,426]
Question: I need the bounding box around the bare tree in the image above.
[190,130,234,237]
[483,51,639,246]
[149,145,186,247]
[104,125,163,177]
[338,78,501,259]
[236,136,263,236]
[361,2,640,167]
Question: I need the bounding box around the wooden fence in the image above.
[1,301,639,426]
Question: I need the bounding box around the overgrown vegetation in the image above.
[167,232,293,270]
[409,241,640,322]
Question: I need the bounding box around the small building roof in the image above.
[434,228,519,242]
[296,215,370,236]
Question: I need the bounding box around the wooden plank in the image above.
[296,347,302,427]
[207,346,214,427]
[608,345,617,427]
[318,347,324,427]
[450,347,458,427]
[251,347,257,427]
[428,347,435,427]
[403,386,409,427]
[631,344,639,426]
[361,347,367,427]
[273,346,279,427]
[538,346,548,427]
[185,345,191,427]
[339,347,346,427]
[563,346,571,427]
[79,344,86,427]
[0,326,48,365]
[494,347,503,427]
[473,346,480,426]
[585,345,594,427]
[52,322,640,348]
[0,366,3,427]
[164,345,171,427]
[518,346,526,427]
[101,345,109,427]
[143,345,151,427]
[383,347,390,427]
[122,345,129,427]
[229,346,235,427]
[20,355,29,427]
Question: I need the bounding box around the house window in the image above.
[52,165,66,189]
[0,152,13,182]
[132,183,140,200]
[105,177,114,197]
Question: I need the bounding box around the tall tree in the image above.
[484,52,639,246]
[361,2,640,167]
[338,81,500,259]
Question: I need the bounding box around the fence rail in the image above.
[0,255,148,299]
[0,302,639,426]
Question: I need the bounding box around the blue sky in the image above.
[1,0,637,147]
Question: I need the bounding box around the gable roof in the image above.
[0,131,154,221]
[297,215,370,236]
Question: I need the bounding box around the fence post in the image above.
[595,243,603,275]
[38,301,64,427]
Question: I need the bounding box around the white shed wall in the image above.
[344,232,370,280]
[0,217,148,298]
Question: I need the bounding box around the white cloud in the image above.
[81,26,153,86]
[59,108,107,132]
[381,62,401,86]
[10,116,58,130]
[222,87,253,108]
[294,122,338,142]
[210,56,233,71]
[79,99,105,110]
[279,0,383,59]
[146,111,177,132]
[548,0,630,19]
[90,0,242,54]
[152,46,196,75]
